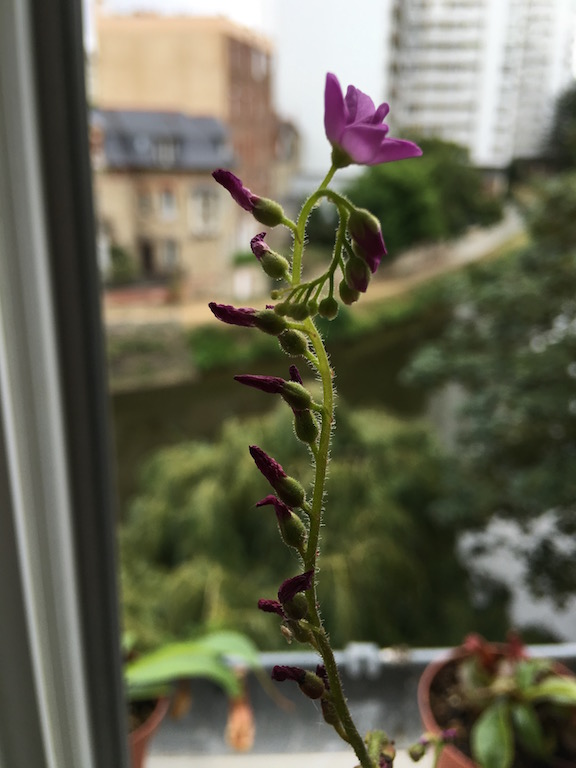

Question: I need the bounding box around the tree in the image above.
[406,173,576,604]
[121,402,509,652]
[547,83,576,169]
[342,138,502,255]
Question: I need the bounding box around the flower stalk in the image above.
[209,72,422,768]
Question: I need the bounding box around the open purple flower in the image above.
[212,169,259,212]
[324,73,422,167]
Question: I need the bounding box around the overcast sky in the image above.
[91,0,393,173]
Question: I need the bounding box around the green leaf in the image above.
[514,659,552,691]
[471,700,514,768]
[189,631,261,669]
[510,702,553,759]
[524,675,576,705]
[125,642,243,699]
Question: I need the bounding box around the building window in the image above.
[189,187,220,237]
[159,239,179,273]
[137,190,152,217]
[159,188,177,219]
[155,138,178,166]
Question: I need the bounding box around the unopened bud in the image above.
[344,256,370,293]
[276,475,306,508]
[287,619,312,643]
[286,303,310,320]
[274,302,290,316]
[321,698,341,727]
[260,252,291,280]
[253,198,285,227]
[408,743,427,762]
[254,309,287,336]
[318,296,339,320]
[282,592,308,620]
[281,381,313,410]
[339,280,360,306]
[293,409,319,444]
[279,329,309,357]
[278,511,307,550]
[299,671,326,700]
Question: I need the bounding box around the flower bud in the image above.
[321,698,342,727]
[260,252,291,280]
[253,198,285,227]
[254,309,287,336]
[274,302,290,316]
[293,409,319,444]
[344,256,370,293]
[339,280,360,306]
[408,743,427,762]
[286,303,310,320]
[299,671,326,700]
[287,619,312,644]
[279,511,307,550]
[281,381,313,410]
[276,475,306,508]
[318,296,339,320]
[278,329,309,357]
[347,207,387,274]
[282,592,308,620]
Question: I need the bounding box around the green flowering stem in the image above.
[292,165,338,283]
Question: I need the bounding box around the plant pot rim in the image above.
[129,696,170,742]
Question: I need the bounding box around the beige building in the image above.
[94,13,276,198]
[91,109,243,298]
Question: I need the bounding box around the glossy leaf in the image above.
[471,700,514,768]
[524,676,576,705]
[510,702,553,759]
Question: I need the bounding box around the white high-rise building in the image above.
[386,0,576,168]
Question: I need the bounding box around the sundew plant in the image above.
[210,73,450,768]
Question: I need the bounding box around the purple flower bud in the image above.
[278,570,314,604]
[249,445,305,507]
[235,374,285,394]
[289,365,303,384]
[271,665,306,683]
[250,232,271,260]
[209,302,257,327]
[316,664,330,690]
[256,494,292,521]
[348,208,387,274]
[344,256,371,293]
[257,599,285,617]
[212,169,259,212]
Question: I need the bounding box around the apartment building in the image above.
[94,13,275,197]
[91,109,239,297]
[387,0,575,168]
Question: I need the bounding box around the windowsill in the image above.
[148,751,433,767]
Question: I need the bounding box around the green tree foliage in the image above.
[547,83,576,169]
[340,139,503,255]
[121,402,509,652]
[406,174,576,604]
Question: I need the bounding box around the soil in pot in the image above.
[427,658,576,768]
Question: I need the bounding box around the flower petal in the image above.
[324,73,346,144]
[341,124,422,165]
[344,85,376,123]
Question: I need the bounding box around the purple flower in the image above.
[209,302,258,327]
[250,445,286,485]
[272,666,326,699]
[250,232,271,260]
[289,365,303,384]
[257,599,285,617]
[278,570,314,604]
[212,169,259,212]
[324,73,422,167]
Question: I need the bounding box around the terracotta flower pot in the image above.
[129,697,170,768]
[418,652,475,768]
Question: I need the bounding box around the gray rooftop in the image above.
[92,109,235,171]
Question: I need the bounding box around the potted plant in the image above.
[416,633,576,768]
[125,630,260,768]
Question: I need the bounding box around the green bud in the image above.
[274,302,289,316]
[287,619,311,644]
[260,252,291,280]
[270,290,282,300]
[318,296,339,320]
[282,592,308,620]
[321,698,342,727]
[348,207,381,240]
[286,303,310,320]
[253,198,285,227]
[299,671,326,700]
[408,743,427,762]
[293,409,319,444]
[278,511,307,551]
[344,255,370,293]
[307,299,319,316]
[339,280,360,306]
[254,309,287,335]
[278,329,309,357]
[276,475,305,508]
[281,381,313,410]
